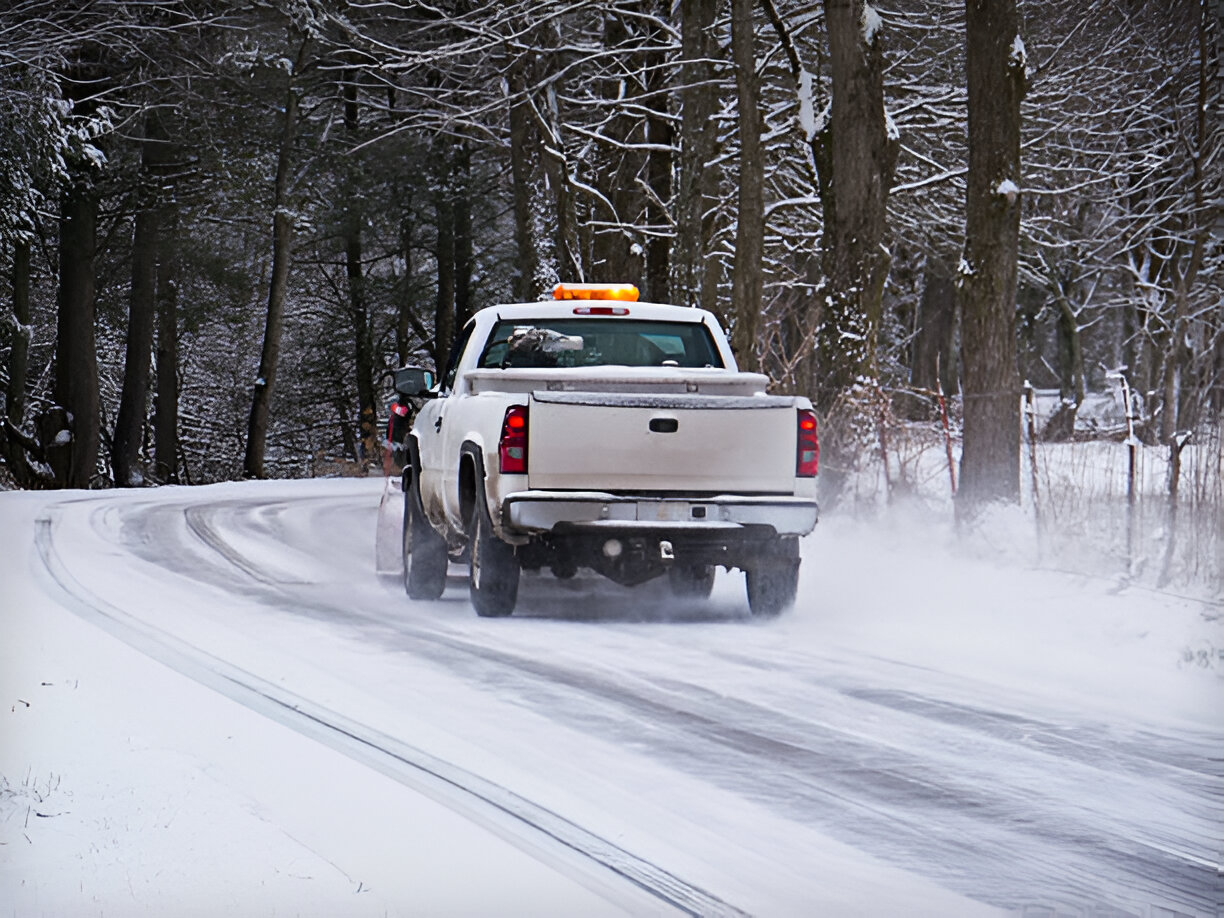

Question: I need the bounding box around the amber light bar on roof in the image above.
[552,282,640,302]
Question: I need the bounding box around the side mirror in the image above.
[394,366,436,397]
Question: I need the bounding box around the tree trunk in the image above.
[508,62,542,301]
[55,175,100,489]
[815,0,899,409]
[546,106,583,283]
[730,0,764,371]
[153,210,179,483]
[113,198,157,486]
[453,144,474,328]
[113,110,170,487]
[343,75,379,465]
[676,0,720,316]
[956,0,1025,511]
[1053,285,1084,408]
[346,226,377,463]
[244,40,303,480]
[911,255,958,397]
[591,13,639,287]
[644,12,673,305]
[1158,6,1213,444]
[2,239,35,485]
[1043,283,1084,442]
[433,166,456,375]
[6,239,30,431]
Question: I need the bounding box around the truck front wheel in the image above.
[745,537,800,617]
[469,496,519,617]
[403,471,448,600]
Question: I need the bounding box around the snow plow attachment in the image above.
[374,474,404,575]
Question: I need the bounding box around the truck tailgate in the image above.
[527,391,798,493]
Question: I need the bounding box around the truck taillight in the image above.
[797,409,819,477]
[499,406,529,474]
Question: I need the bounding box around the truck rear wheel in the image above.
[403,471,448,600]
[745,537,800,617]
[469,496,519,617]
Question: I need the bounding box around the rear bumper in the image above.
[502,490,819,537]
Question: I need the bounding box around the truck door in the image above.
[415,321,475,527]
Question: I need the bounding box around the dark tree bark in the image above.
[55,173,101,489]
[548,129,582,284]
[113,197,157,486]
[453,144,473,328]
[244,37,304,480]
[153,210,179,483]
[814,0,899,409]
[590,12,641,287]
[346,219,377,462]
[5,240,30,431]
[394,211,433,369]
[759,0,823,397]
[508,61,541,301]
[1157,4,1214,444]
[433,163,456,375]
[342,74,378,465]
[1052,280,1084,408]
[911,255,958,396]
[956,0,1025,511]
[643,12,673,305]
[2,239,37,486]
[675,0,720,316]
[113,109,170,487]
[730,0,764,371]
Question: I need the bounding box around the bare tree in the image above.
[956,0,1025,510]
[340,71,379,464]
[730,0,764,369]
[113,108,172,486]
[153,208,179,483]
[813,0,899,408]
[675,0,722,316]
[244,32,308,479]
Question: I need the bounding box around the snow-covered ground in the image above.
[2,478,1220,917]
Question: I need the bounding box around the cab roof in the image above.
[477,300,716,325]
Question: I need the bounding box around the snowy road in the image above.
[3,478,1220,916]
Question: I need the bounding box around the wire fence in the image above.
[821,382,1224,600]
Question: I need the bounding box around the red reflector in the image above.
[392,402,410,417]
[499,406,529,474]
[796,409,819,477]
[572,306,630,316]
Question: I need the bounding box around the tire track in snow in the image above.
[33,508,748,918]
[78,492,1224,917]
[313,615,1218,917]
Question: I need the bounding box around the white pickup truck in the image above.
[393,283,819,618]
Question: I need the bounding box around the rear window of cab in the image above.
[477,319,724,370]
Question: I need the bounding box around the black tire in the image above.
[667,564,716,599]
[745,537,800,617]
[469,494,519,617]
[403,470,448,600]
[550,560,577,580]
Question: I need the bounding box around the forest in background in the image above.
[0,0,1220,514]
